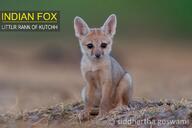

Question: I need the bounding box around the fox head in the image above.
[74,14,117,60]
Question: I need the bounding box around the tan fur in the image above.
[74,14,133,120]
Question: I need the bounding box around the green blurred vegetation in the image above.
[0,0,192,40]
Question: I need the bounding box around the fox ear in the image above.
[102,14,117,37]
[74,16,90,38]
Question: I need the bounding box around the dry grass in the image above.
[0,99,192,128]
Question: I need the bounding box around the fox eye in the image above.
[101,43,107,48]
[87,43,94,49]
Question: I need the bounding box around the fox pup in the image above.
[74,14,133,120]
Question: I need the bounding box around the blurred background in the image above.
[0,0,192,114]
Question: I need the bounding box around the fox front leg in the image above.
[99,80,113,116]
[79,82,95,121]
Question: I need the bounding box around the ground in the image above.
[0,99,192,128]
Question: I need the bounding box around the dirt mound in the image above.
[0,99,192,128]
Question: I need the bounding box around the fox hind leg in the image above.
[115,73,133,106]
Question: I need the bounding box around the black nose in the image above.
[95,54,101,58]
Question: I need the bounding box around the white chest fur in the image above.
[80,55,110,80]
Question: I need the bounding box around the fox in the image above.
[74,14,133,120]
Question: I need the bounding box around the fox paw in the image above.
[78,110,90,121]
